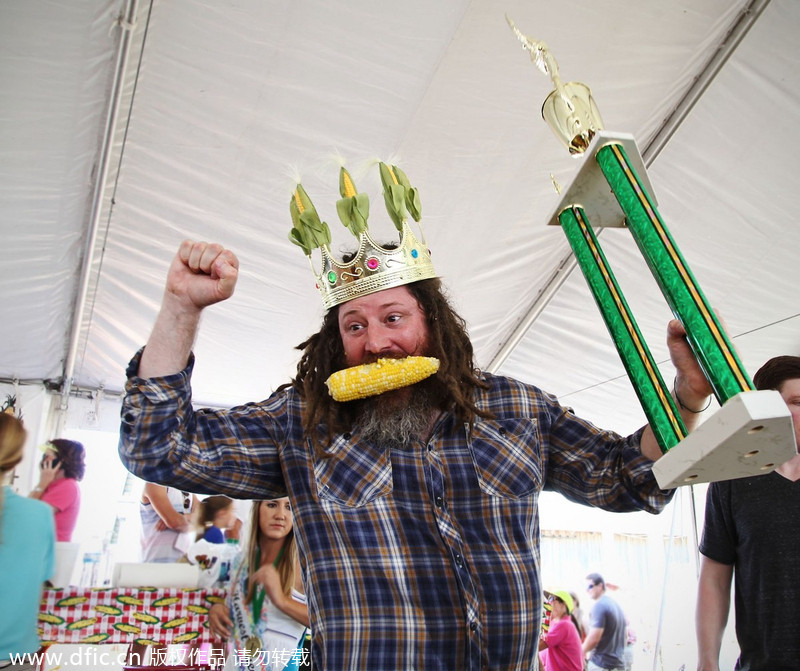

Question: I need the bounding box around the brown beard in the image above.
[353,378,439,448]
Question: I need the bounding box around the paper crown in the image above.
[289,162,437,309]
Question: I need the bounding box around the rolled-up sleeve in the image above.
[119,348,287,499]
[542,393,674,514]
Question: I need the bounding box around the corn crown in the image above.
[288,162,436,309]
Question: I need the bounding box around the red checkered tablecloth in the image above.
[38,587,226,645]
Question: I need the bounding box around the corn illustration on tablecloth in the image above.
[38,587,226,645]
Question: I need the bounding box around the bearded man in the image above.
[119,167,711,671]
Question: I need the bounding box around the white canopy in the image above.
[2,0,797,430]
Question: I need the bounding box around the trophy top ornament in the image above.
[505,15,604,156]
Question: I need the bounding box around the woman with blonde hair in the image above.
[1,414,55,668]
[209,498,309,671]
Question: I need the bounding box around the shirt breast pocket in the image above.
[467,418,542,499]
[313,436,393,508]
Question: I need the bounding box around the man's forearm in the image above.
[582,627,601,655]
[696,557,732,671]
[139,297,202,378]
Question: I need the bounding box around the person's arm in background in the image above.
[696,556,733,671]
[208,601,234,641]
[29,454,61,501]
[640,319,713,461]
[582,626,603,657]
[257,563,311,628]
[143,483,192,532]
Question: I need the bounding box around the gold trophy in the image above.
[507,17,796,488]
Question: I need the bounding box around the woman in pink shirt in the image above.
[539,590,585,671]
[29,438,85,542]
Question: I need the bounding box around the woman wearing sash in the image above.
[209,498,309,671]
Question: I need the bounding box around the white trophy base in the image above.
[652,389,797,489]
[547,130,656,229]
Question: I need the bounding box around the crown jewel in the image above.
[289,163,437,309]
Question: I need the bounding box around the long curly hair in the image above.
[47,438,86,481]
[287,278,490,454]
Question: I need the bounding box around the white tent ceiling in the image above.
[1,0,798,436]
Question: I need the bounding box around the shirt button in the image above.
[455,554,463,568]
[124,412,135,423]
[435,496,444,508]
[343,432,351,440]
[469,621,478,632]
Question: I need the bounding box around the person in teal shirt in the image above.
[0,414,55,668]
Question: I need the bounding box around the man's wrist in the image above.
[673,376,711,413]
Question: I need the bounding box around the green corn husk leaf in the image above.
[384,184,407,231]
[336,192,370,236]
[289,184,330,255]
[389,165,421,221]
[289,184,316,227]
[379,162,407,230]
[391,164,411,189]
[405,186,421,222]
[288,227,312,255]
[300,211,331,246]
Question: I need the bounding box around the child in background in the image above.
[198,495,235,544]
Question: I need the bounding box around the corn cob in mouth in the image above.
[326,356,440,402]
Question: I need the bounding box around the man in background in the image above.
[696,356,800,671]
[582,572,627,671]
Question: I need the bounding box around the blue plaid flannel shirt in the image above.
[120,351,672,670]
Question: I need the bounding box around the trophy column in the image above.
[595,141,752,403]
[558,204,687,453]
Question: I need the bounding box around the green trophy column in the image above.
[559,205,686,453]
[595,142,753,404]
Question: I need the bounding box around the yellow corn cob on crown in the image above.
[326,356,440,402]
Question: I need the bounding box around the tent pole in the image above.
[485,0,771,374]
[652,490,681,671]
[55,0,140,434]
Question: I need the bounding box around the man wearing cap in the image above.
[119,165,712,670]
[582,573,628,671]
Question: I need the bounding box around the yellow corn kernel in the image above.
[293,188,305,213]
[326,357,440,402]
[341,168,357,198]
